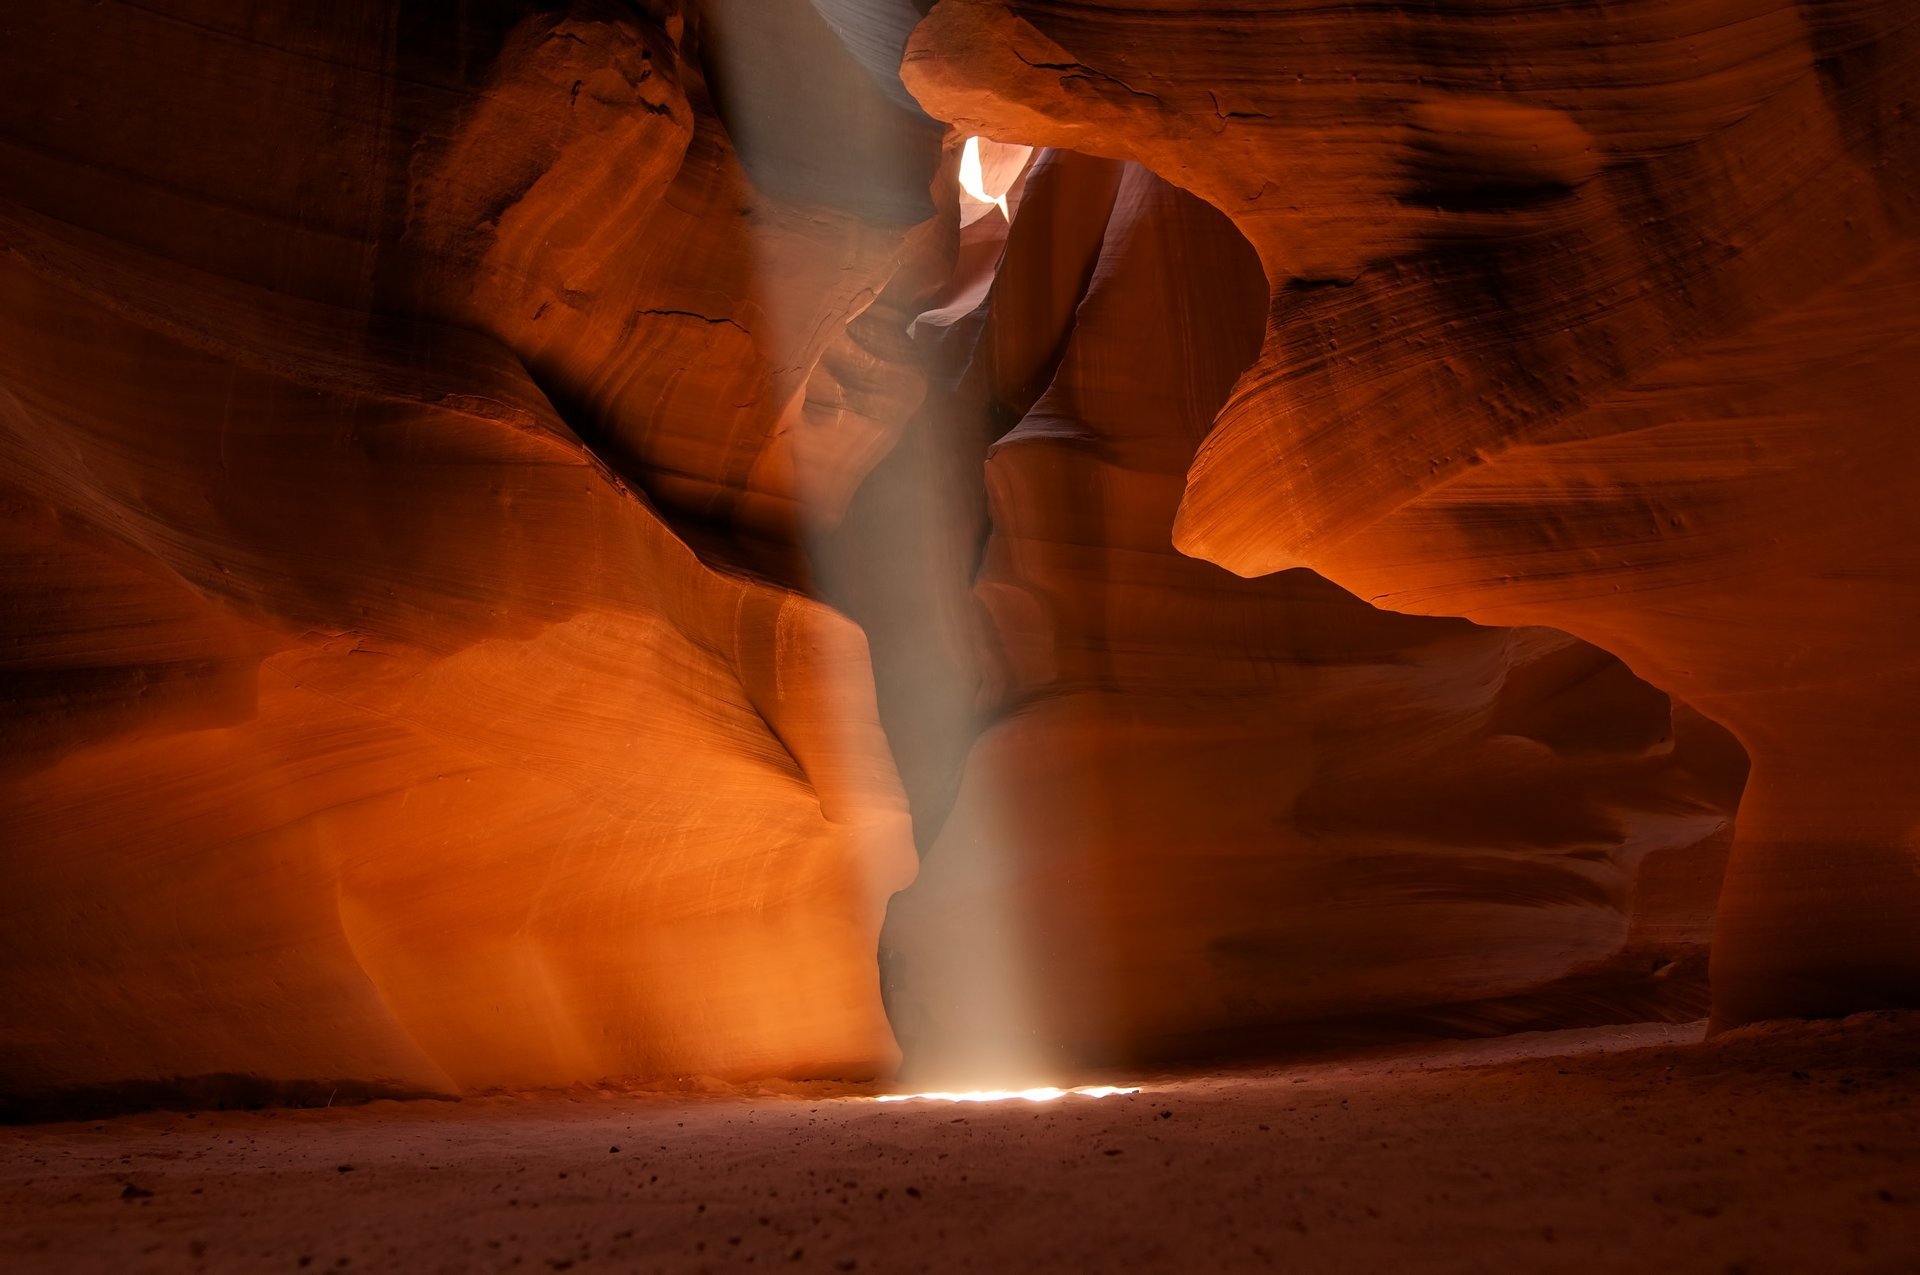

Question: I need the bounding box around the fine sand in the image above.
[3,1014,1916,1273]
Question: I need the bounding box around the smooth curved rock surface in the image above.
[404,1,947,576]
[903,0,1920,1027]
[0,196,915,1098]
[881,157,1745,1079]
[6,0,1892,1112]
[0,1,920,1105]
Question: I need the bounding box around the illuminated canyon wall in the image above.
[881,155,1744,1078]
[0,0,925,1104]
[904,0,1920,1029]
[0,0,1906,1108]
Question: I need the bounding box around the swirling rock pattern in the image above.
[0,2,917,1105]
[881,156,1743,1077]
[408,0,948,569]
[904,0,1920,1027]
[0,0,1879,1111]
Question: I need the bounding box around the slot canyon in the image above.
[0,1,1915,1271]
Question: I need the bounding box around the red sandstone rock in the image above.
[882,157,1743,1078]
[408,1,948,565]
[0,3,918,1102]
[904,0,1920,1028]
[0,194,914,1096]
[1,0,1898,1112]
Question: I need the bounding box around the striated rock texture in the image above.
[904,0,1920,1027]
[881,155,1744,1077]
[1,0,1870,1111]
[0,1,923,1104]
[406,0,948,572]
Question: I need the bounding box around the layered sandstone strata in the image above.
[904,0,1920,1027]
[0,1,921,1103]
[882,155,1743,1078]
[2,0,1872,1110]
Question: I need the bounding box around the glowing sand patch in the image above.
[875,1086,1138,1104]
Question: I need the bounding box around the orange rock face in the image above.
[408,0,946,567]
[881,156,1743,1078]
[904,0,1920,1028]
[0,2,918,1102]
[0,0,1900,1110]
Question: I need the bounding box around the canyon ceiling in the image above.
[0,0,1912,1110]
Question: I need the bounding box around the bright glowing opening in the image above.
[874,1085,1138,1104]
[957,135,1031,225]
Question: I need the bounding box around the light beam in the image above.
[875,1085,1139,1104]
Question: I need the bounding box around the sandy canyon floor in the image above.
[2,1014,1916,1274]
